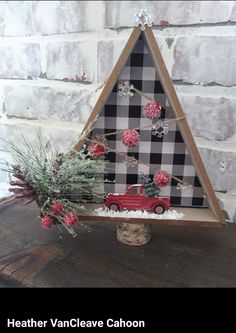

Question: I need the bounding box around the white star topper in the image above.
[135,9,153,31]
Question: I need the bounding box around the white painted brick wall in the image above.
[97,39,127,82]
[178,95,236,140]
[0,1,235,220]
[172,36,236,86]
[199,146,236,192]
[3,83,93,122]
[0,43,41,79]
[46,41,97,81]
[105,1,236,27]
[0,122,42,151]
[0,1,104,36]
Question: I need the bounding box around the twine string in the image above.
[132,86,153,101]
[100,114,186,138]
[76,81,191,188]
[83,136,190,186]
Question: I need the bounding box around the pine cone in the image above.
[9,179,36,205]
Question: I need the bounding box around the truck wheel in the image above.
[154,205,165,214]
[109,203,120,212]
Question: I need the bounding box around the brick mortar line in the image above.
[0,79,100,91]
[0,118,84,132]
[1,79,236,98]
[107,21,236,31]
[0,34,235,45]
[0,25,236,43]
[1,117,236,152]
[196,139,236,153]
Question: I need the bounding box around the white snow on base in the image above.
[94,208,184,220]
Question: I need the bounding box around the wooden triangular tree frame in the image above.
[74,26,226,227]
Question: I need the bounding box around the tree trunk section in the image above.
[116,222,152,246]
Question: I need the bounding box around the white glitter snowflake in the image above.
[118,81,134,99]
[176,182,193,192]
[152,121,169,138]
[135,9,153,31]
[125,156,138,167]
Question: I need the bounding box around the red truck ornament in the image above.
[105,184,170,214]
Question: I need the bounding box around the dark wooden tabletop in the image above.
[0,200,236,288]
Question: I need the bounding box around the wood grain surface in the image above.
[0,201,235,287]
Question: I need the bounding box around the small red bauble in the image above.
[88,143,105,158]
[143,101,161,120]
[41,215,54,229]
[52,202,64,214]
[64,213,78,227]
[153,171,171,187]
[121,129,140,148]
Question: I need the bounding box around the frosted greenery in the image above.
[2,135,110,236]
[139,174,160,198]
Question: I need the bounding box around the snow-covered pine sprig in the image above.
[2,135,111,236]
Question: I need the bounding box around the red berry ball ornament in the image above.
[153,171,171,187]
[121,129,140,148]
[41,215,54,229]
[52,202,64,214]
[143,101,161,120]
[64,213,78,227]
[88,143,105,158]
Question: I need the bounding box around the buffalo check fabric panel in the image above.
[92,35,208,207]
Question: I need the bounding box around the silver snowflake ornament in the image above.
[152,121,169,138]
[125,156,138,167]
[118,81,134,100]
[135,9,153,31]
[176,182,193,192]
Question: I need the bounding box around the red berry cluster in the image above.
[88,143,105,158]
[153,171,171,187]
[64,213,78,226]
[52,202,64,214]
[41,202,78,230]
[143,101,162,120]
[121,129,140,148]
[41,216,54,229]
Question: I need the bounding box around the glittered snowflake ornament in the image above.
[125,156,138,167]
[118,81,134,100]
[135,9,153,31]
[152,121,169,138]
[176,182,193,192]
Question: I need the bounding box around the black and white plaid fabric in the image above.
[92,35,208,207]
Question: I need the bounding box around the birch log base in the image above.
[116,223,152,246]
